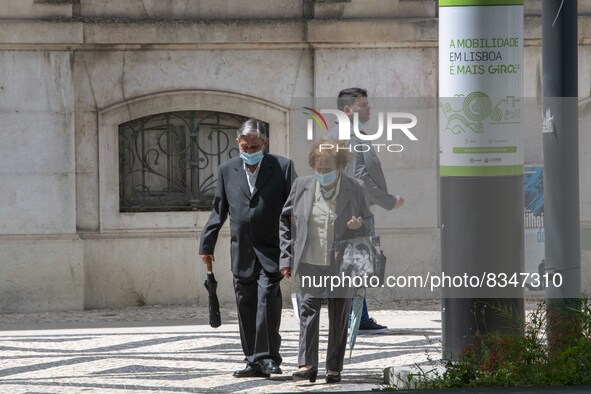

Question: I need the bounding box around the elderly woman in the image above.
[279,140,374,383]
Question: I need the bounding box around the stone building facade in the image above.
[1,0,590,312]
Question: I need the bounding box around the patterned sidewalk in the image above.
[0,304,442,393]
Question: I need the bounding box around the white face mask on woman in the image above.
[315,170,338,186]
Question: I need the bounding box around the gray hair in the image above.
[236,118,268,140]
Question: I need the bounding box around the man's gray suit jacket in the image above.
[328,128,396,210]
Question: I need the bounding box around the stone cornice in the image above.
[1,16,591,50]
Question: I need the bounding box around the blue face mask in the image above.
[240,150,264,166]
[315,170,338,186]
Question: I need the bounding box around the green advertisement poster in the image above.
[439,2,524,176]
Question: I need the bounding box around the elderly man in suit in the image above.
[199,118,296,378]
[330,87,405,334]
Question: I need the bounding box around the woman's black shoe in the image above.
[292,366,318,382]
[325,371,341,383]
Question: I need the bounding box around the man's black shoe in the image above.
[233,365,270,378]
[261,360,283,375]
[358,317,388,335]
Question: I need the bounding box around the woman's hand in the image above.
[347,216,363,230]
[281,267,291,279]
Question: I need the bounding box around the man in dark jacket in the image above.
[331,87,405,334]
[199,118,296,377]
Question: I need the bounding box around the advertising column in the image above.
[439,0,525,356]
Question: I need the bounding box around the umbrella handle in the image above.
[205,256,213,273]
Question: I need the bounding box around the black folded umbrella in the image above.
[204,257,222,328]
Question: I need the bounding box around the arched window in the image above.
[118,111,266,212]
[98,90,288,231]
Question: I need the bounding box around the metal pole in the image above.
[439,0,525,357]
[542,0,580,351]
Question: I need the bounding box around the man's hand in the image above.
[280,267,291,279]
[200,255,215,273]
[200,254,215,266]
[392,195,405,209]
[347,216,363,230]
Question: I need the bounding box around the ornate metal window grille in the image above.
[118,111,262,212]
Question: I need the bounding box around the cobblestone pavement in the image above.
[0,302,442,393]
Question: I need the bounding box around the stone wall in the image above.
[1,0,590,312]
